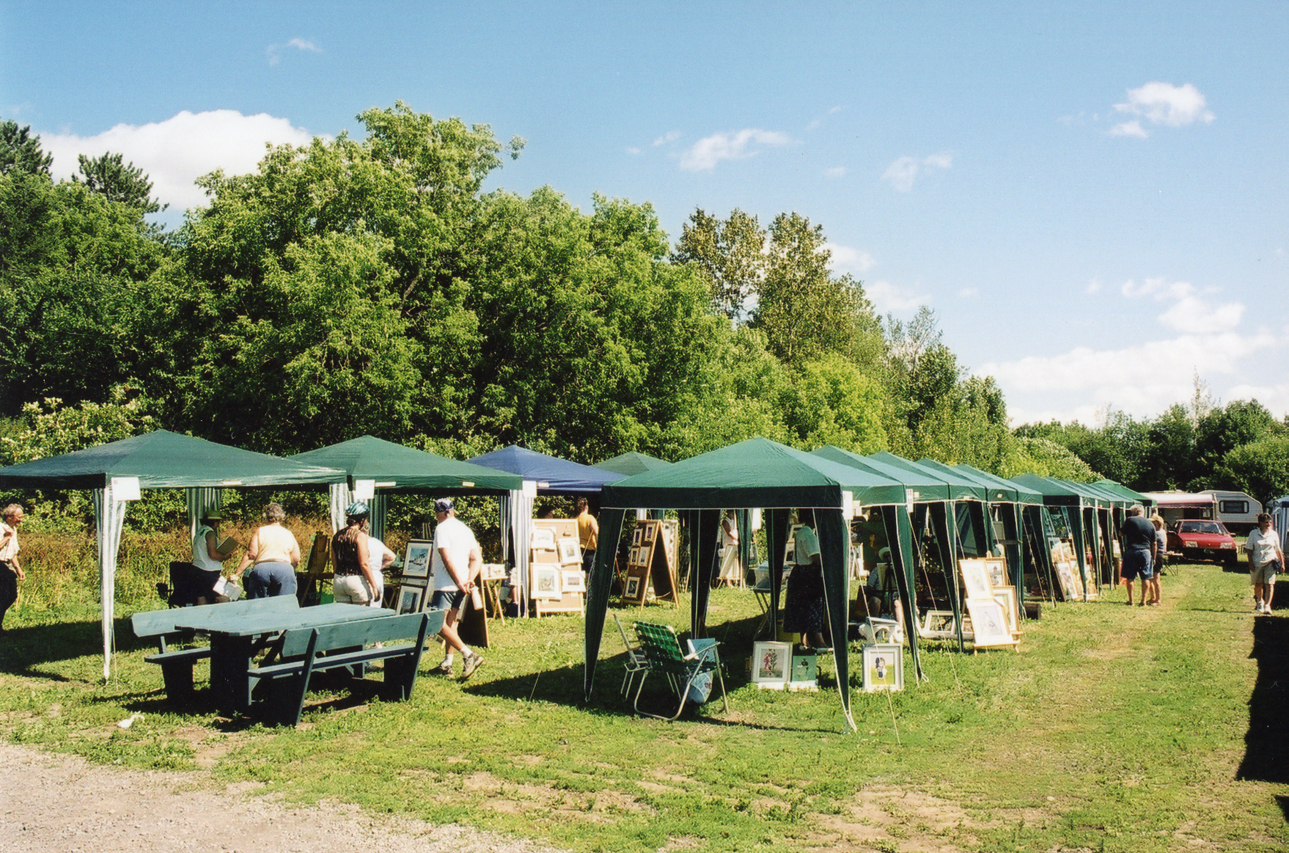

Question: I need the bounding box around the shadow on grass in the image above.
[1236,611,1289,785]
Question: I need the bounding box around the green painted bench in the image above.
[249,610,441,726]
[130,596,299,701]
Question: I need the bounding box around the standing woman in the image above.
[1148,514,1167,606]
[331,502,379,606]
[192,509,238,605]
[0,504,25,634]
[783,508,828,650]
[234,503,301,598]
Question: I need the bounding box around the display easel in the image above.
[530,518,587,616]
[620,519,679,607]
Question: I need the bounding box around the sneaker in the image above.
[461,651,484,681]
[435,658,454,675]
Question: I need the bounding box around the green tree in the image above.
[1217,435,1289,507]
[670,207,764,320]
[780,353,888,452]
[74,152,164,213]
[1193,400,1283,488]
[0,121,52,177]
[1140,404,1197,490]
[1005,436,1099,480]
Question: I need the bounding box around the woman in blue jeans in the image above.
[234,503,301,598]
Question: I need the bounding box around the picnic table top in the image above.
[171,603,397,638]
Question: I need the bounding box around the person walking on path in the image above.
[1118,505,1157,607]
[429,498,484,680]
[0,504,25,634]
[1244,512,1285,614]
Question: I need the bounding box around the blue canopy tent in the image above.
[470,446,624,615]
[586,437,919,732]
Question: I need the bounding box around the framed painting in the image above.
[402,540,432,579]
[623,573,646,603]
[984,557,1008,589]
[641,522,656,545]
[965,598,1016,649]
[631,527,643,546]
[862,644,904,692]
[958,558,994,602]
[992,586,1019,634]
[558,537,581,566]
[531,566,561,599]
[752,641,791,688]
[561,569,585,593]
[531,528,557,551]
[395,583,424,614]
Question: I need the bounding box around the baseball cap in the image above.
[434,497,454,514]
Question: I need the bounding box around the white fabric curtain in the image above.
[501,489,534,618]
[328,483,388,540]
[93,485,127,681]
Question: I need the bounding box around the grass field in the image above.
[0,546,1286,852]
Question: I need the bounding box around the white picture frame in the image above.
[558,537,581,566]
[959,558,994,602]
[862,643,904,692]
[402,540,432,579]
[531,565,561,599]
[396,581,425,614]
[531,528,557,551]
[561,570,585,593]
[965,598,1016,648]
[752,641,792,688]
[993,586,1019,634]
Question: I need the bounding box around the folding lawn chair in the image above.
[612,613,650,698]
[631,621,728,721]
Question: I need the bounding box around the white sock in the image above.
[460,646,473,657]
[442,653,455,664]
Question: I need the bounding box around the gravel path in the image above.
[0,742,567,853]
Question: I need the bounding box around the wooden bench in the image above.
[249,610,442,726]
[130,596,300,701]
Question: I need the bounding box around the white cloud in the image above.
[882,151,953,191]
[1085,278,1103,294]
[43,110,317,215]
[825,166,847,178]
[678,129,792,171]
[866,280,930,314]
[1110,82,1214,138]
[825,243,875,274]
[267,37,322,66]
[653,130,680,147]
[976,276,1268,425]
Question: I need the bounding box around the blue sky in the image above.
[4,1,1287,428]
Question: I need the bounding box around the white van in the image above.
[1200,490,1260,535]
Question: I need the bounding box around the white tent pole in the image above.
[93,485,126,682]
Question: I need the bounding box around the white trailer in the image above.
[1141,492,1218,529]
[1200,490,1261,534]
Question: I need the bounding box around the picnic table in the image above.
[170,602,401,715]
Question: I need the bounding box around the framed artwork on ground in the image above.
[862,644,904,692]
[965,598,1017,649]
[958,558,994,602]
[403,540,432,578]
[531,566,561,599]
[561,570,585,593]
[993,586,1019,634]
[623,573,647,603]
[752,641,792,688]
[396,581,425,614]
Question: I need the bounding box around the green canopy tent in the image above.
[1012,474,1126,598]
[0,430,347,679]
[586,437,919,732]
[812,446,973,651]
[290,436,524,540]
[594,451,673,477]
[948,463,1045,612]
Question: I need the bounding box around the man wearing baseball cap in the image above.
[429,498,484,680]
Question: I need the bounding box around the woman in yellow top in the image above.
[234,503,301,598]
[575,497,598,574]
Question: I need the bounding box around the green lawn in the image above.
[0,560,1285,852]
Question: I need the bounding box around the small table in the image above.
[172,602,396,715]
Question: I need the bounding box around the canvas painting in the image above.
[532,566,561,599]
[402,540,432,579]
[862,643,903,692]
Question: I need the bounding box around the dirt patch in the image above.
[0,742,568,853]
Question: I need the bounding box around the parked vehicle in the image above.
[1166,519,1239,565]
[1200,490,1260,535]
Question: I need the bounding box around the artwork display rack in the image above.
[620,519,679,607]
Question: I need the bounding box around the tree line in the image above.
[3,105,1286,516]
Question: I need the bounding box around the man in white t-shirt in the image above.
[429,498,484,680]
